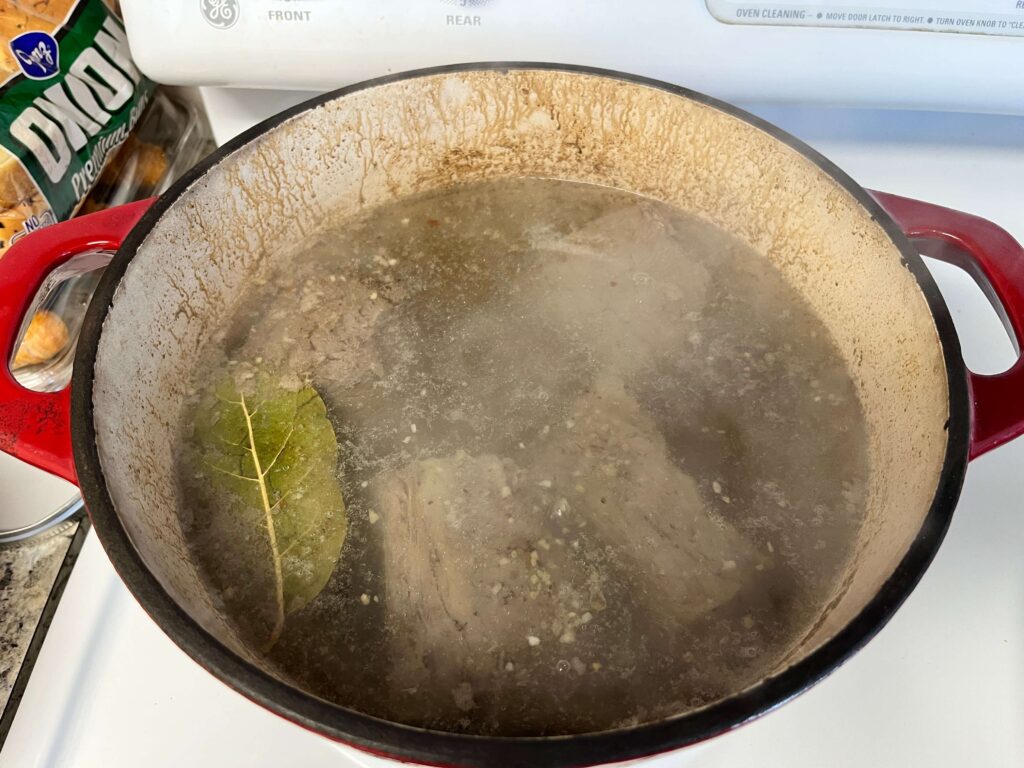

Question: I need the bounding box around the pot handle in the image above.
[869,190,1024,459]
[0,199,155,484]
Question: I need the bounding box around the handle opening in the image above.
[9,250,116,393]
[920,255,1020,376]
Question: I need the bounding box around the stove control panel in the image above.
[120,0,1024,114]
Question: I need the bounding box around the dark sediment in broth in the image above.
[177,178,869,735]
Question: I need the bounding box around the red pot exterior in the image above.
[0,65,1018,767]
[0,200,154,483]
[869,190,1024,459]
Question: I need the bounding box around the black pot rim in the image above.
[72,62,970,768]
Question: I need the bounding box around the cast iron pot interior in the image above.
[72,64,967,767]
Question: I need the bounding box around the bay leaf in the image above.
[193,371,347,651]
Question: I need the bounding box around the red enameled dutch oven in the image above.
[1,65,1023,767]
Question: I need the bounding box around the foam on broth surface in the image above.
[177,178,868,735]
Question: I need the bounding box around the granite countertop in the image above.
[0,520,82,720]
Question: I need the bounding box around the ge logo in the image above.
[200,0,239,30]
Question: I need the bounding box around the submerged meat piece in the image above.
[369,379,771,732]
[525,203,712,377]
[218,269,385,391]
[370,451,603,731]
[531,375,773,630]
[340,202,714,464]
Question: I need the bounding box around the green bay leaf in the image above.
[193,371,347,651]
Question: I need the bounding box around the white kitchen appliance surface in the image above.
[2,94,1023,767]
[120,1,1024,114]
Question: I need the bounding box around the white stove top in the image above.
[4,90,1023,767]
